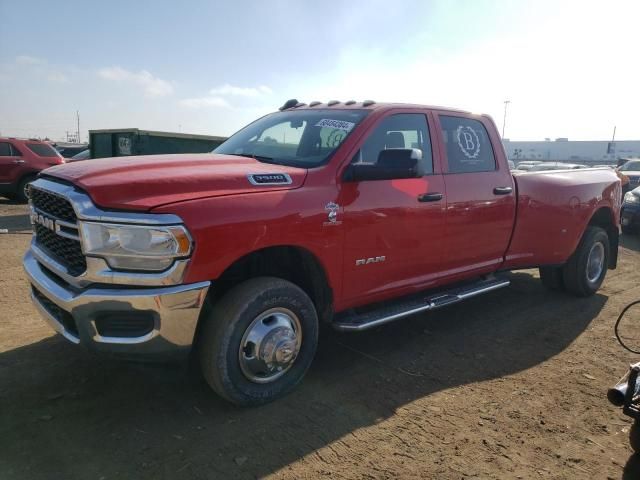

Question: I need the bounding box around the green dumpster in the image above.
[89,129,227,159]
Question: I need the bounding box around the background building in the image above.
[502,139,640,165]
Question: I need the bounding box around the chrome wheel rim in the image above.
[586,242,605,283]
[238,308,302,384]
[23,182,30,199]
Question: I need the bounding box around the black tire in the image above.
[539,266,564,291]
[631,421,640,453]
[562,226,609,297]
[15,176,36,203]
[198,277,318,406]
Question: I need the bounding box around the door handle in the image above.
[493,186,513,195]
[12,159,25,164]
[418,192,443,202]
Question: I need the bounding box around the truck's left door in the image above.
[339,111,447,307]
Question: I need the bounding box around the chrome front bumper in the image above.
[24,250,210,357]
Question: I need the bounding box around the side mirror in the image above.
[346,148,424,182]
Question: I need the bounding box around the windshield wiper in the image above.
[229,152,291,166]
[226,152,271,161]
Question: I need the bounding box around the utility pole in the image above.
[502,100,511,139]
[76,110,80,143]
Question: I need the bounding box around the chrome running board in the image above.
[333,276,510,332]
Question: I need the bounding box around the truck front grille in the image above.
[30,187,77,222]
[31,183,86,277]
[34,224,86,276]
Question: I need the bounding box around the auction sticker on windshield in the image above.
[315,119,355,131]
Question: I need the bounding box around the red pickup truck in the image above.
[24,100,621,405]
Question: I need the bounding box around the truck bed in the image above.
[504,168,620,270]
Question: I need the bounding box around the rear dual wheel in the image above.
[198,277,318,406]
[539,226,609,297]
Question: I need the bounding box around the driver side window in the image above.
[353,113,433,174]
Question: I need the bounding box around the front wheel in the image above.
[198,277,318,406]
[562,226,609,297]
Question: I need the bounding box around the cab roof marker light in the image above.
[279,99,299,111]
[309,101,322,107]
[294,102,307,108]
[362,100,376,107]
[345,100,356,105]
[327,100,340,106]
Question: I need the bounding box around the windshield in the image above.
[214,109,369,168]
[620,161,640,172]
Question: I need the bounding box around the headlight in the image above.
[624,192,640,205]
[79,222,192,271]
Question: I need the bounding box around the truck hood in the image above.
[43,153,307,210]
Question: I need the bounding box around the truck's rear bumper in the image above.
[24,250,210,358]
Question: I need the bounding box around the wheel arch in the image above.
[204,245,334,325]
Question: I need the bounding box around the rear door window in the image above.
[26,143,59,158]
[439,116,496,173]
[0,142,11,156]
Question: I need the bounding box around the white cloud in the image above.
[98,66,173,97]
[209,84,272,97]
[178,83,272,109]
[15,55,45,65]
[178,96,230,109]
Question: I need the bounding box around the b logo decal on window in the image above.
[455,126,480,160]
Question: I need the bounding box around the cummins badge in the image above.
[325,202,339,224]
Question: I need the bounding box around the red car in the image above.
[24,100,621,405]
[0,138,64,202]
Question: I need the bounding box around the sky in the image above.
[0,0,638,142]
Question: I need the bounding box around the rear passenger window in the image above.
[355,113,433,174]
[0,142,11,156]
[439,116,496,173]
[26,142,59,158]
[10,144,22,156]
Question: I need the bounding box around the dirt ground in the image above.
[2,198,640,480]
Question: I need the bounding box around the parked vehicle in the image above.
[516,160,543,170]
[0,137,64,202]
[618,160,640,191]
[53,143,89,158]
[527,162,587,171]
[68,149,91,162]
[508,160,515,169]
[24,100,621,405]
[622,186,640,233]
